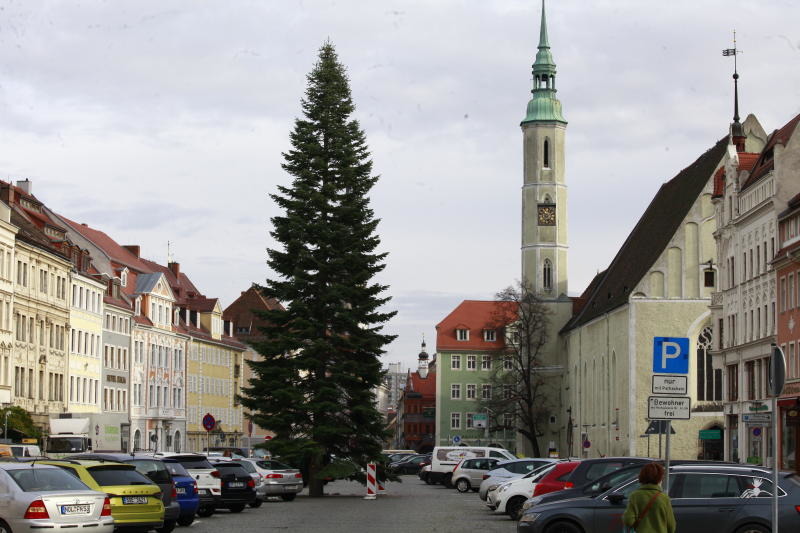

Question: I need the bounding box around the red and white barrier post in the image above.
[364,462,377,500]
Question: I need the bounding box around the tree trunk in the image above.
[307,454,325,497]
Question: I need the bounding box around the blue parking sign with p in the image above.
[652,337,689,374]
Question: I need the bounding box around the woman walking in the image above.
[622,462,676,533]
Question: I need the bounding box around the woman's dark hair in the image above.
[638,462,665,484]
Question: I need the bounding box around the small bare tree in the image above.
[480,280,552,456]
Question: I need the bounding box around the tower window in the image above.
[543,259,553,292]
[543,139,550,168]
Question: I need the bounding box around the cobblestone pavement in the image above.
[186,475,519,532]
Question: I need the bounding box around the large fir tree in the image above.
[241,42,396,497]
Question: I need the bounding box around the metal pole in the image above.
[664,420,671,494]
[658,429,662,459]
[3,410,8,442]
[772,395,778,532]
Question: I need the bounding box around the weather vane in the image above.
[722,30,744,128]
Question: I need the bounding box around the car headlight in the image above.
[522,496,542,511]
[519,512,541,523]
[488,484,499,491]
[498,485,508,493]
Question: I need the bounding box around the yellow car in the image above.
[42,460,164,531]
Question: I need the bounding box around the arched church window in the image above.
[543,259,553,293]
[696,326,720,401]
[543,139,550,168]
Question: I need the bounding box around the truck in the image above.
[46,414,129,458]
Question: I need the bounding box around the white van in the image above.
[429,446,516,486]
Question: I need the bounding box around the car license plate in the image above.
[61,504,91,515]
[197,489,208,495]
[285,485,299,490]
[122,496,148,504]
[176,487,186,494]
[228,482,244,488]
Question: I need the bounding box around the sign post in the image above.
[770,344,786,533]
[651,336,691,493]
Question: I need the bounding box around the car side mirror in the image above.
[600,483,611,492]
[607,493,625,505]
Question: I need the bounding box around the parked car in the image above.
[494,461,579,520]
[557,457,650,492]
[451,458,500,493]
[244,459,303,501]
[211,462,256,512]
[228,460,266,507]
[386,452,416,463]
[42,459,165,532]
[479,459,559,501]
[162,459,200,527]
[66,453,180,533]
[429,446,516,487]
[517,464,800,533]
[389,454,429,475]
[487,463,558,513]
[418,463,432,484]
[9,444,42,458]
[155,453,220,518]
[0,462,114,533]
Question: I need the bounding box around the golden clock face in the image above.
[538,205,556,226]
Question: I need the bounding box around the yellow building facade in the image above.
[67,272,105,413]
[0,202,17,404]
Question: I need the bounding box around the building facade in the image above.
[396,342,436,453]
[0,202,17,405]
[67,272,105,414]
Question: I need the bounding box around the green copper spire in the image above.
[522,0,567,125]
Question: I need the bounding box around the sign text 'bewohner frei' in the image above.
[647,396,691,420]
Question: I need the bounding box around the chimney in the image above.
[123,245,140,258]
[168,262,180,278]
[0,182,14,205]
[16,179,32,194]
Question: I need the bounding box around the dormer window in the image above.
[484,330,496,342]
[456,328,469,341]
[120,269,128,288]
[134,297,141,316]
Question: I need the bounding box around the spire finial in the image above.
[722,30,745,149]
[538,0,550,49]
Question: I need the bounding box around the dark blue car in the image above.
[164,459,200,526]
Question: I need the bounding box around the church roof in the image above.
[562,136,728,333]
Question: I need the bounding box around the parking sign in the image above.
[652,337,689,374]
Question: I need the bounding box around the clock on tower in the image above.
[537,204,556,226]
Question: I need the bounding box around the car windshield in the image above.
[233,461,256,474]
[256,460,292,470]
[8,468,91,492]
[88,466,154,486]
[130,459,171,484]
[524,463,556,481]
[164,461,190,477]
[585,466,639,494]
[46,438,87,454]
[174,456,214,469]
[214,464,247,476]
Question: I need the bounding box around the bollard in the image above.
[364,462,377,500]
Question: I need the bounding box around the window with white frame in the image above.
[481,355,491,370]
[451,383,461,399]
[466,355,477,370]
[503,412,514,428]
[481,384,491,400]
[466,384,476,399]
[466,413,475,429]
[484,329,496,342]
[503,356,513,370]
[451,354,461,370]
[456,328,469,341]
[450,412,461,430]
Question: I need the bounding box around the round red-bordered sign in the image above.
[202,413,216,432]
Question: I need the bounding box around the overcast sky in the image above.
[0,0,798,372]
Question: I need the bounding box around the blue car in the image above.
[164,459,200,526]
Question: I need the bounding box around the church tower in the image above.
[521,0,568,299]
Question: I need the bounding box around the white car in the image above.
[487,463,556,519]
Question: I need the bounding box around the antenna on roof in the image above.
[167,240,172,264]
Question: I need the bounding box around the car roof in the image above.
[0,462,60,471]
[497,458,557,466]
[44,459,134,469]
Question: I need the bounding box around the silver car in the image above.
[0,462,114,533]
[242,459,303,501]
[479,459,557,501]
[229,460,267,507]
[451,458,500,493]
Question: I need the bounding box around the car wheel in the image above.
[228,504,246,513]
[506,496,526,520]
[157,520,176,533]
[176,516,194,527]
[280,493,296,502]
[455,478,470,493]
[443,473,453,488]
[735,526,769,533]
[196,506,215,518]
[544,521,583,533]
[0,519,12,533]
[249,498,263,508]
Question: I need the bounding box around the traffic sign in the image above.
[647,396,691,420]
[742,413,772,424]
[473,414,488,429]
[452,435,462,444]
[264,435,273,440]
[652,375,688,395]
[645,420,676,435]
[202,413,216,432]
[652,337,689,374]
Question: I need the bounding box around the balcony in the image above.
[710,292,723,306]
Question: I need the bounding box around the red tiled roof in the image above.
[737,152,759,172]
[436,300,517,352]
[743,113,800,190]
[185,297,219,312]
[59,215,152,273]
[181,322,245,350]
[407,371,436,396]
[103,294,132,311]
[133,315,153,326]
[139,258,203,304]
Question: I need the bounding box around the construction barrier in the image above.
[364,462,377,500]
